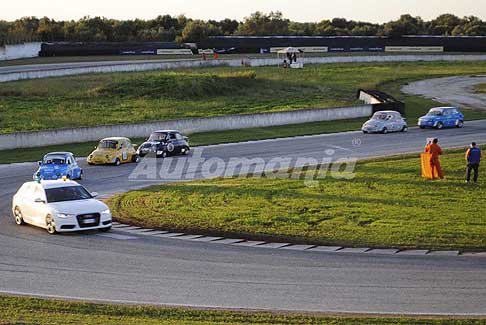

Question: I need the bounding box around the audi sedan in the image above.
[12,180,112,234]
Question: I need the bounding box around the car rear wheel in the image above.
[157,151,168,159]
[14,207,25,225]
[114,158,121,166]
[436,122,443,129]
[99,226,112,232]
[77,170,83,180]
[46,215,56,235]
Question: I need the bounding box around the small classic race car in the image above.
[87,137,139,166]
[137,130,190,158]
[34,152,83,181]
[361,111,408,134]
[418,107,464,129]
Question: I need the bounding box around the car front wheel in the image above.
[382,128,388,134]
[114,158,121,166]
[436,122,443,129]
[457,120,464,128]
[46,215,56,234]
[402,126,408,132]
[14,207,25,225]
[99,226,112,232]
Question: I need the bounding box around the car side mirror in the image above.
[34,198,45,203]
[91,192,98,198]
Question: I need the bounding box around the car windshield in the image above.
[43,155,67,165]
[371,113,387,120]
[149,132,168,141]
[45,186,92,203]
[98,140,118,149]
[427,110,443,116]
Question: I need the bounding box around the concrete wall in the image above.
[0,105,372,150]
[2,54,486,83]
[0,42,41,61]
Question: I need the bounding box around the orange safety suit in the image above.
[428,143,443,179]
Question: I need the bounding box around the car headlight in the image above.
[57,213,75,219]
[101,209,111,215]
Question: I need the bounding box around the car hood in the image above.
[39,164,68,172]
[48,199,108,215]
[91,149,116,156]
[363,120,383,127]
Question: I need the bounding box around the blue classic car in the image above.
[418,107,464,129]
[33,152,83,181]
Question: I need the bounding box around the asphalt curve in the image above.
[1,122,486,315]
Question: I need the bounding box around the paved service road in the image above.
[403,75,486,111]
[1,122,486,315]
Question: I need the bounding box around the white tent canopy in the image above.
[277,47,304,68]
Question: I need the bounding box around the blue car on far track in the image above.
[34,152,83,181]
[418,107,464,129]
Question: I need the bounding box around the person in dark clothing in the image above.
[466,142,482,183]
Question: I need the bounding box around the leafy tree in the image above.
[177,20,221,46]
[236,11,289,35]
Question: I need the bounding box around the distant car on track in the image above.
[362,111,408,134]
[34,152,82,181]
[418,107,464,129]
[12,180,112,234]
[87,137,139,166]
[137,130,190,158]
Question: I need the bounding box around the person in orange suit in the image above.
[428,138,444,179]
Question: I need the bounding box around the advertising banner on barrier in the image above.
[385,46,444,53]
[157,49,194,55]
[270,47,329,53]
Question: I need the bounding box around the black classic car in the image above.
[137,130,190,158]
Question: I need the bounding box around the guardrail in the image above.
[0,105,372,150]
[2,54,486,83]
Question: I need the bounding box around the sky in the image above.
[2,0,486,22]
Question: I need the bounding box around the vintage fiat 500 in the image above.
[87,137,139,166]
[362,111,408,134]
[34,152,83,180]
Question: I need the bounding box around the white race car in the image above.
[12,180,112,234]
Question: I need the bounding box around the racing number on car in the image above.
[122,151,128,161]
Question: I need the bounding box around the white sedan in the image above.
[12,180,112,234]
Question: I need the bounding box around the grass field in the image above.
[2,61,486,134]
[0,118,365,164]
[473,83,486,93]
[107,149,486,251]
[1,295,484,325]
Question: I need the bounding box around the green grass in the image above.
[0,118,366,164]
[473,83,486,93]
[107,149,486,251]
[2,61,486,133]
[1,295,484,325]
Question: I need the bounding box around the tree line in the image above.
[1,12,486,46]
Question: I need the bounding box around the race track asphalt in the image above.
[1,122,486,315]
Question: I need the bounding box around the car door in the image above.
[19,184,35,224]
[65,155,74,178]
[119,140,129,162]
[167,133,177,153]
[30,185,48,227]
[444,109,454,127]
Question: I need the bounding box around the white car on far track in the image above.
[12,180,112,234]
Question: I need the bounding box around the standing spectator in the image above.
[202,52,207,61]
[429,138,444,180]
[466,142,482,183]
[213,52,219,59]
